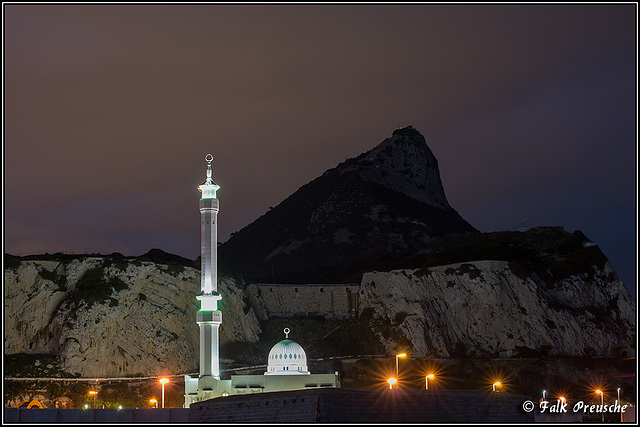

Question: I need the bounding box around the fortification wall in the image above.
[244,283,360,320]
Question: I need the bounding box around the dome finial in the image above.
[284,327,290,339]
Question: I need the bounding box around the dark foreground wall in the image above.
[3,408,189,423]
[189,388,535,423]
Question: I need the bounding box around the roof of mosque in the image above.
[266,329,309,375]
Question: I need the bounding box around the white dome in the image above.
[265,334,309,376]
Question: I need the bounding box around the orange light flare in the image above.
[366,358,403,390]
[418,361,446,390]
[582,376,610,404]
[387,378,397,389]
[88,390,98,409]
[481,367,511,394]
[551,386,573,405]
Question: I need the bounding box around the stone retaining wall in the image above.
[245,283,360,320]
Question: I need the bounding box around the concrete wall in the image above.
[245,283,359,320]
[3,408,189,423]
[189,390,320,423]
[189,388,536,423]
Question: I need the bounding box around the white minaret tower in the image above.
[196,153,222,390]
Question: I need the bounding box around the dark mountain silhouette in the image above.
[218,127,477,283]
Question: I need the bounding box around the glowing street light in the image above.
[160,378,169,408]
[150,398,158,409]
[88,390,98,409]
[596,390,604,422]
[387,378,397,390]
[395,353,406,388]
[492,382,501,392]
[426,374,435,390]
[539,390,547,407]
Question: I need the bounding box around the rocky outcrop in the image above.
[4,257,260,377]
[218,127,476,283]
[358,260,634,357]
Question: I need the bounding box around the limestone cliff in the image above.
[4,256,260,377]
[358,260,634,357]
[4,233,635,378]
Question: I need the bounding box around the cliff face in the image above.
[218,127,476,283]
[5,244,634,378]
[358,260,634,358]
[4,256,260,377]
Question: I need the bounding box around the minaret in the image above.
[196,154,222,390]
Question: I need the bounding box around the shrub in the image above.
[69,268,128,309]
[4,254,22,269]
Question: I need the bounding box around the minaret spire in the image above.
[205,153,214,183]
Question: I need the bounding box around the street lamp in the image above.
[492,382,500,392]
[160,378,169,408]
[618,388,622,422]
[426,374,435,390]
[150,398,158,409]
[395,354,406,388]
[539,390,546,407]
[596,390,604,422]
[387,378,397,390]
[88,390,97,409]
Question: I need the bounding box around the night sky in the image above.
[4,4,636,297]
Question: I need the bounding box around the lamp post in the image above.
[88,390,97,409]
[426,374,435,390]
[387,378,397,390]
[596,390,604,422]
[395,354,406,388]
[492,382,500,392]
[618,388,622,422]
[160,378,169,408]
[150,399,158,409]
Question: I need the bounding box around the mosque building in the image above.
[184,155,339,407]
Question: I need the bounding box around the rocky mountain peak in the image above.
[218,128,476,283]
[349,126,452,211]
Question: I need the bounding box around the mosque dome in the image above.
[265,328,310,375]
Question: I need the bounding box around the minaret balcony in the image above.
[196,310,222,323]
